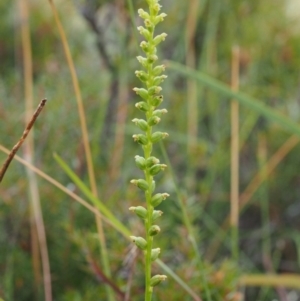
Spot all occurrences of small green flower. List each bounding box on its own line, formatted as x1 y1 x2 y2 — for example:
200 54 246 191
132 118 149 131
146 156 160 167
129 206 148 220
153 108 168 117
149 164 167 176
153 33 167 46
151 131 169 143
135 101 150 112
133 87 149 100
135 155 147 170
153 65 166 75
148 116 161 126
150 275 167 287
132 134 148 145
149 95 163 107
149 225 161 236
151 193 169 207
152 210 163 221
130 179 149 191
130 236 147 250
151 248 161 261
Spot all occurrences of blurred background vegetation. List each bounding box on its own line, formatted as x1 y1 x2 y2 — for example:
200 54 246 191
1 0 300 300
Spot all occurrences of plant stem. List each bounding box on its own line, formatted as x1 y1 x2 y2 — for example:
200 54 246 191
144 111 154 301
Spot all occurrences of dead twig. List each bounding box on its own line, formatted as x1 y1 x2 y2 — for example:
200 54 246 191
0 98 47 182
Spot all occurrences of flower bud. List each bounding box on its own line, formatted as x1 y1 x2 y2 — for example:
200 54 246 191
153 4 162 13
132 118 149 131
151 248 161 261
153 109 168 117
130 236 147 250
153 75 167 86
133 134 148 145
151 193 169 207
153 65 166 76
147 54 158 64
134 155 146 170
146 156 160 167
138 8 150 19
137 26 151 40
148 86 162 95
150 275 167 287
130 179 149 191
129 206 147 219
149 164 167 176
137 56 148 68
133 87 149 100
144 19 153 29
135 101 150 112
149 225 161 236
148 116 161 126
149 95 163 107
152 210 163 221
140 41 150 52
135 70 148 82
154 13 167 25
153 33 167 46
151 132 169 143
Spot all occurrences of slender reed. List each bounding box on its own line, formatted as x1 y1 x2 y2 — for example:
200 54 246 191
185 0 200 191
230 46 240 261
47 2 114 299
240 274 300 289
18 1 52 300
257 133 271 262
129 1 168 300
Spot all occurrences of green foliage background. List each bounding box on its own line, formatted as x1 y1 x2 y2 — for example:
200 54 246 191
1 0 300 300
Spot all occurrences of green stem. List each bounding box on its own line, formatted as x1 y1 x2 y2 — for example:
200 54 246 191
144 115 154 301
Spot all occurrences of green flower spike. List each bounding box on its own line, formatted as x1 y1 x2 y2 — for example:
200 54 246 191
129 1 168 300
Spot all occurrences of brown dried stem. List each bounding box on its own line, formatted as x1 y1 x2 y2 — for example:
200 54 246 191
0 99 47 183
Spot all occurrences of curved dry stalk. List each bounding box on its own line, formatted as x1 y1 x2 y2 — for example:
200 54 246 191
240 274 300 289
0 99 47 183
18 1 52 300
47 1 114 299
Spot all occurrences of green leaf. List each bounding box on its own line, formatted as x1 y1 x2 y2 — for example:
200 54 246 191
53 153 130 237
167 60 300 137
